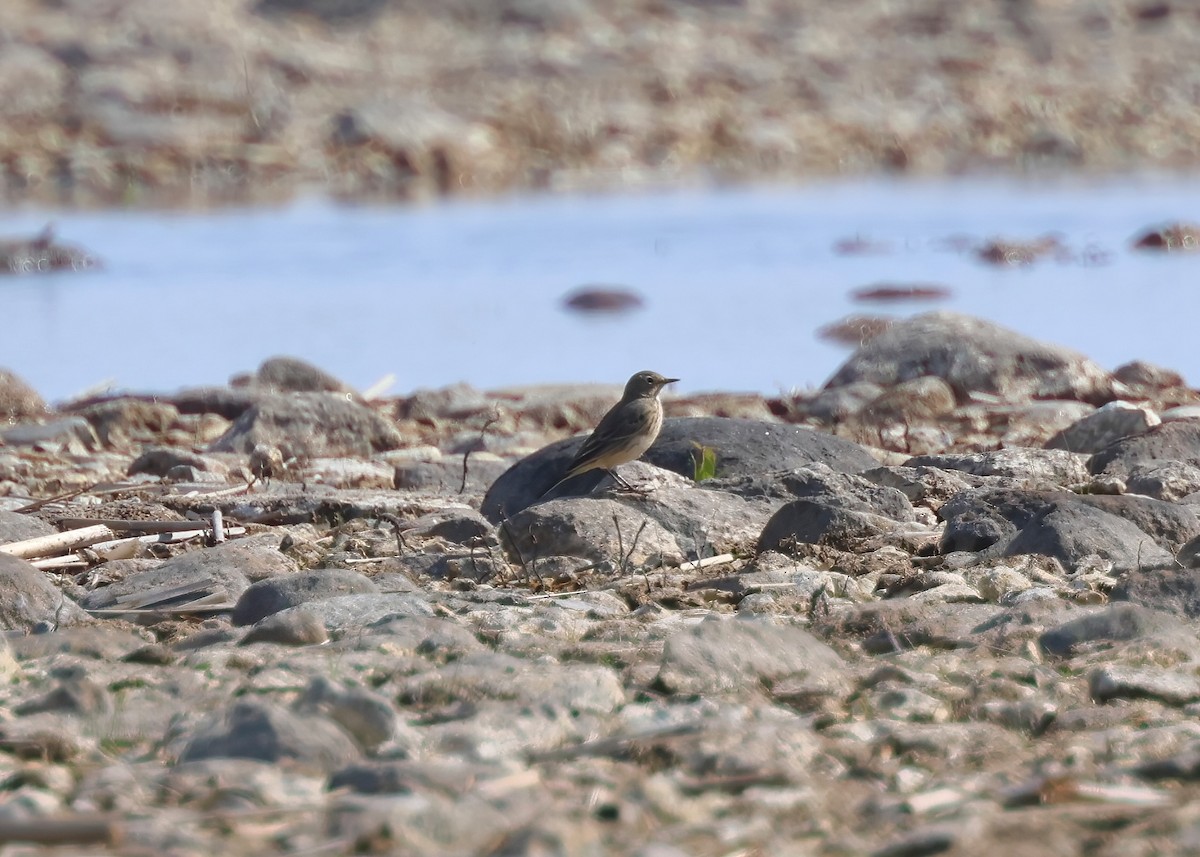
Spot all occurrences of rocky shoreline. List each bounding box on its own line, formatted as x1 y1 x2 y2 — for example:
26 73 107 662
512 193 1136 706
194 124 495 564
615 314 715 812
0 311 1199 854
5 0 1200 206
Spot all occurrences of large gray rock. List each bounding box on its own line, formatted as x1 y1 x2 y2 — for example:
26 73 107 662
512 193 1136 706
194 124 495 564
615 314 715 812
481 417 879 522
178 699 360 772
208 393 403 458
0 553 90 630
1000 501 1172 570
1088 419 1200 479
823 311 1116 404
0 510 56 543
1045 401 1160 454
81 535 296 610
1039 604 1193 656
232 569 380 626
907 448 1090 486
269 593 436 634
653 617 847 695
1112 566 1200 618
499 497 684 568
757 500 906 554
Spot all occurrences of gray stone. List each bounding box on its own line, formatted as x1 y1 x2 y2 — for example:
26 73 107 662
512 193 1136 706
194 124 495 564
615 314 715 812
14 666 111 716
1 417 97 451
127 447 209 477
272 593 436 633
232 569 379 625
0 510 55 544
401 509 493 544
0 369 47 422
0 553 90 631
1088 419 1200 480
1112 565 1200 618
907 447 1090 486
179 699 359 772
240 609 329 646
1126 461 1200 502
1090 666 1200 706
1039 604 1192 656
823 311 1116 404
653 617 846 695
499 497 683 568
1045 400 1160 454
1000 500 1172 571
757 499 904 553
482 417 879 521
208 392 403 458
81 536 296 610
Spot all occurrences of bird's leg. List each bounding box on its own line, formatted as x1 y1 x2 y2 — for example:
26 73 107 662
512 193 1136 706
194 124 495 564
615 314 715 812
608 469 653 494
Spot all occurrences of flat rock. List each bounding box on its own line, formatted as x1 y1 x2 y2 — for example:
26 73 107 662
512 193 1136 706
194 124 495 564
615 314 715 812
1045 400 1160 454
1000 500 1172 571
0 553 90 631
271 593 436 633
823 311 1116 404
653 617 847 695
757 499 906 553
481 417 879 521
1112 565 1200 617
0 510 56 543
1089 666 1200 706
1039 604 1193 657
178 699 360 772
81 535 296 610
499 496 684 567
1088 419 1200 479
907 447 1090 486
233 569 380 626
208 392 403 458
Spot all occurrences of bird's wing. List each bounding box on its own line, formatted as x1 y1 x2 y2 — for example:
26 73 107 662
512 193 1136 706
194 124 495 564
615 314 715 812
566 400 652 473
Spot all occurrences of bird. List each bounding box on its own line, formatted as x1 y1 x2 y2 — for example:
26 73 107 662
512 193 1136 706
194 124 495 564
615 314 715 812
544 370 679 496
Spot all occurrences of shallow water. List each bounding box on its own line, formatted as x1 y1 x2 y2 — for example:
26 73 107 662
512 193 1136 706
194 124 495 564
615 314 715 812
3 177 1199 403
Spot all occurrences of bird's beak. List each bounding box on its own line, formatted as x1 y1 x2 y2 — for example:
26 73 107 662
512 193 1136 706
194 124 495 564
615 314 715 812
663 378 680 385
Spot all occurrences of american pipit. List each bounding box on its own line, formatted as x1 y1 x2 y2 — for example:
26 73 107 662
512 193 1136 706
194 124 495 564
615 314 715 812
546 370 679 495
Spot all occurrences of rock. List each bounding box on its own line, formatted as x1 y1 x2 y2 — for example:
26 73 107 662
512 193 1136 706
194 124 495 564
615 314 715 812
232 569 380 625
1089 666 1200 706
938 488 1068 554
1 417 98 452
240 609 329 646
252 356 352 394
1039 604 1192 656
1126 461 1200 502
817 600 1002 653
81 536 297 610
498 497 683 567
907 448 1090 486
1075 494 1200 554
1114 360 1187 391
1002 500 1172 571
757 499 907 553
653 617 846 696
0 370 47 422
179 700 359 772
0 510 56 543
0 554 90 631
302 458 394 490
400 509 493 544
269 593 436 634
792 380 885 422
482 417 879 521
822 311 1116 404
394 457 510 493
1088 419 1200 479
1045 400 1160 454
208 393 403 458
1113 565 1200 617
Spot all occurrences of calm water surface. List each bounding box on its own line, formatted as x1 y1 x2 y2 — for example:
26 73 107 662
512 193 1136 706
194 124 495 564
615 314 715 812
3 177 1199 402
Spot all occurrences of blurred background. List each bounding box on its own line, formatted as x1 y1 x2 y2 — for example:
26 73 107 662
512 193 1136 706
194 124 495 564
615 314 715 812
2 0 1198 400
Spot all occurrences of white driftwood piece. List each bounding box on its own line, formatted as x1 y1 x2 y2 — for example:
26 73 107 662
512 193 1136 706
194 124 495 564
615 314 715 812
0 525 115 559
